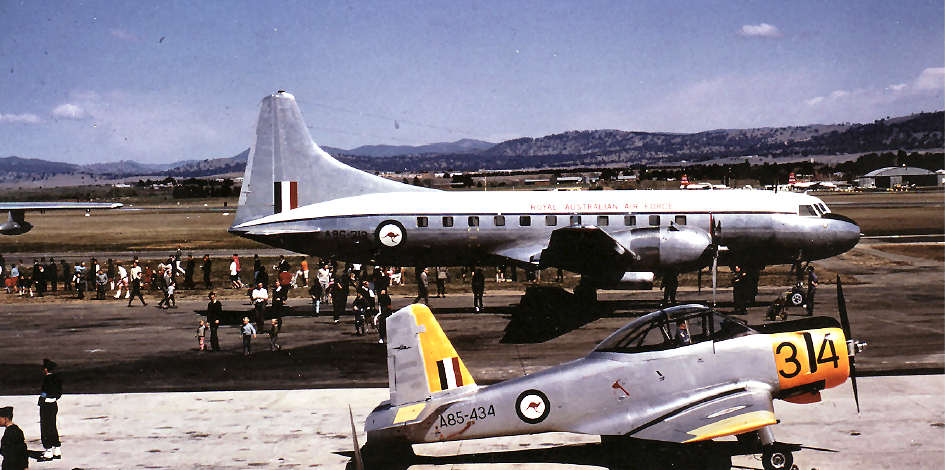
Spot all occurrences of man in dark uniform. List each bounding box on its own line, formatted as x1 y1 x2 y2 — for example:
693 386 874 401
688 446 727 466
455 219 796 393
661 270 679 307
805 265 818 316
0 406 28 470
46 258 57 292
376 288 392 343
59 260 70 294
38 359 62 461
206 292 222 351
471 267 485 312
184 255 196 290
731 265 748 314
201 255 212 290
329 280 347 324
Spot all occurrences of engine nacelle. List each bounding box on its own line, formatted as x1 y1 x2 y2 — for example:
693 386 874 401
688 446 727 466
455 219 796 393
617 226 713 271
0 210 32 235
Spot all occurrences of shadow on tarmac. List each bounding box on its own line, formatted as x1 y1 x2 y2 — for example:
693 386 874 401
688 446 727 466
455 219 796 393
337 439 753 470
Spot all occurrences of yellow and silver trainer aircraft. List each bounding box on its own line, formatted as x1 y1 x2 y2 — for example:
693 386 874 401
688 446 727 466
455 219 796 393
350 279 865 470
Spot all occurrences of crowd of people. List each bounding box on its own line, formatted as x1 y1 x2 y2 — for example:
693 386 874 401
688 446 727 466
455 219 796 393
0 250 515 359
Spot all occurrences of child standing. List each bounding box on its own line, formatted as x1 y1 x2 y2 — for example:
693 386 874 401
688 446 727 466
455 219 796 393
196 320 207 351
308 279 323 316
352 291 368 336
268 318 281 351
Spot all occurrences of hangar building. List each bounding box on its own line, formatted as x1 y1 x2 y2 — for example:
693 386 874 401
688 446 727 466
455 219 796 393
857 166 939 189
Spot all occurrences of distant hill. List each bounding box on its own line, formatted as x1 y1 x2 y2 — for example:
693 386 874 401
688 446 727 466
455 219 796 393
163 148 250 177
2 111 941 182
82 159 198 176
0 156 82 174
343 139 494 157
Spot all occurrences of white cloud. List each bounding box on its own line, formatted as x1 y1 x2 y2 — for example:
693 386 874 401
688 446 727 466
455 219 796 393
0 112 40 124
110 28 139 42
805 96 824 106
914 67 944 91
737 23 782 38
828 90 850 99
51 103 86 120
52 89 227 161
887 83 908 92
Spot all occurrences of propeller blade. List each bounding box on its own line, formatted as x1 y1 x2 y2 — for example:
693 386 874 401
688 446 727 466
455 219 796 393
837 276 851 339
850 358 861 413
836 276 861 413
349 405 364 470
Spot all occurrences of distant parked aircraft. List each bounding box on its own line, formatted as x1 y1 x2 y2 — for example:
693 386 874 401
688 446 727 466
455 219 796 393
0 202 123 235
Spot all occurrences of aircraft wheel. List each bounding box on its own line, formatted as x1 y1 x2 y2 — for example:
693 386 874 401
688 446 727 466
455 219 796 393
788 292 804 307
761 446 793 470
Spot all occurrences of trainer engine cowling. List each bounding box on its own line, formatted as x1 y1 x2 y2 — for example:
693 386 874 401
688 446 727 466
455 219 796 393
619 226 714 271
1 210 32 235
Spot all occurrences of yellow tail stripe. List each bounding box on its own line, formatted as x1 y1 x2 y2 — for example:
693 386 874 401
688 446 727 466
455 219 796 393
411 304 476 393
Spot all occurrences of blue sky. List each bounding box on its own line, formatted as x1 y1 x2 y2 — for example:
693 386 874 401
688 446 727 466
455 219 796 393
1 0 942 164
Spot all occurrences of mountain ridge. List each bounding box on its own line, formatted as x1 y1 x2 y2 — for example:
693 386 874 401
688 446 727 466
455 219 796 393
2 111 941 180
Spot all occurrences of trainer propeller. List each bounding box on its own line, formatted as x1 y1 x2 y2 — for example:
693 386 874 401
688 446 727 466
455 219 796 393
349 405 364 470
837 276 866 413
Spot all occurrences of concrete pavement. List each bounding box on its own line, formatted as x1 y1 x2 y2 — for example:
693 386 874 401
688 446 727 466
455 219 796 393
0 375 941 469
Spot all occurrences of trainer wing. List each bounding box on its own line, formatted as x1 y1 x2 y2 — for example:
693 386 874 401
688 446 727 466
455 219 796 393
629 386 777 443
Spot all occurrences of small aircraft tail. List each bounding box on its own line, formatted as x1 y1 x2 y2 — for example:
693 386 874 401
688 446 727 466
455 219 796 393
232 91 429 228
386 304 476 406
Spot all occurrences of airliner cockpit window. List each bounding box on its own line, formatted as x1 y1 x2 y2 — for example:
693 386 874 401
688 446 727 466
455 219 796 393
799 205 818 217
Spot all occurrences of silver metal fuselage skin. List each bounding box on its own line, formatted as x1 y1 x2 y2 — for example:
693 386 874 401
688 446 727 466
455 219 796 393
231 189 860 271
364 327 777 444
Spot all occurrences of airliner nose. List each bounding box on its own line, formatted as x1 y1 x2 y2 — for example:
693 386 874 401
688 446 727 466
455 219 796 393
824 213 861 254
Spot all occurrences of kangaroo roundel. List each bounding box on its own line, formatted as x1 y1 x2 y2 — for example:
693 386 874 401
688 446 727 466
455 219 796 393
376 220 406 248
515 389 550 424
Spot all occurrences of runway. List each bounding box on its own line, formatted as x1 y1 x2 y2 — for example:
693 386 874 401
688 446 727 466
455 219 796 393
0 374 941 469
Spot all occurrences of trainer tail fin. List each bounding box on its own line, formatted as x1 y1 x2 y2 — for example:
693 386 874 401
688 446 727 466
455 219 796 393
386 304 476 406
232 91 429 227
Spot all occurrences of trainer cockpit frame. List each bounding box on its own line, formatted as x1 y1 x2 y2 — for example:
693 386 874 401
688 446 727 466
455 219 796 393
593 304 753 354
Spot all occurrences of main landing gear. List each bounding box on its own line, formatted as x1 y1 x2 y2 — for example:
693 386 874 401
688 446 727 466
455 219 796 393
752 426 796 470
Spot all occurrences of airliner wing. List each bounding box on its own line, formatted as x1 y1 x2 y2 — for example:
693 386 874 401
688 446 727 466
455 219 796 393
491 226 635 274
0 202 123 210
537 226 634 273
491 242 544 265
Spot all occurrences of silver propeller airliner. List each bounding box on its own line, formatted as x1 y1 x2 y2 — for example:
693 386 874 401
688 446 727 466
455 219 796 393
229 92 860 291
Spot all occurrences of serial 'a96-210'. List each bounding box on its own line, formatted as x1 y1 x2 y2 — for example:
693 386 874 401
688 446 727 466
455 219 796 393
229 91 860 298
